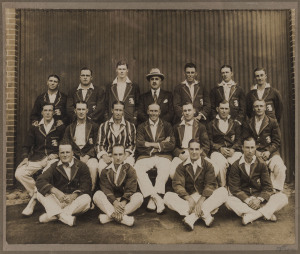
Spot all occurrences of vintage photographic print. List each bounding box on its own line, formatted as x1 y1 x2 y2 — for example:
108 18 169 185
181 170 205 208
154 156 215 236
2 1 297 252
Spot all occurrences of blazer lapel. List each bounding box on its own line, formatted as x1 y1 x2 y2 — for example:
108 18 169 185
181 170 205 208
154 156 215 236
217 86 225 100
106 167 115 186
156 90 164 104
258 115 269 135
76 89 83 101
182 85 193 102
116 166 127 187
185 164 195 180
262 87 271 100
249 159 258 179
155 120 164 142
111 84 119 101
249 117 257 135
70 162 79 182
56 164 70 181
38 124 47 137
194 163 203 181
54 91 62 106
85 121 92 143
178 124 185 145
70 122 76 141
193 85 200 102
43 93 49 103
228 85 237 100
238 163 249 178
47 122 57 135
123 83 133 102
225 118 234 135
192 120 199 138
145 121 154 141
84 88 93 102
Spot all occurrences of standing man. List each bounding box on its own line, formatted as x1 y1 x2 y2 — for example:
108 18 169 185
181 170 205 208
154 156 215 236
138 68 174 124
105 60 140 125
173 63 210 124
93 145 143 227
164 139 228 230
63 101 99 191
226 137 288 225
30 74 68 126
36 142 92 227
207 100 242 186
246 67 283 123
135 103 175 214
97 101 136 175
243 99 286 192
67 67 105 124
15 103 65 216
170 102 210 179
210 65 246 125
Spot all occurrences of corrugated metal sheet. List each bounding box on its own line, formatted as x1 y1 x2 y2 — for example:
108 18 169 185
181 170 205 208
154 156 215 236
17 9 294 181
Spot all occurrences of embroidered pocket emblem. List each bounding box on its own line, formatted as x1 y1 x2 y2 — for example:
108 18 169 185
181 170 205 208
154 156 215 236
257 179 261 185
92 105 96 110
129 98 135 105
234 100 239 107
163 99 168 103
231 135 235 141
199 99 203 105
266 136 271 143
89 138 93 145
266 104 273 111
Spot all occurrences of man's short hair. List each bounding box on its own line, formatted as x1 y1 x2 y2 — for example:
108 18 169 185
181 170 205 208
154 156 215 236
243 136 256 145
252 99 266 106
112 100 125 109
182 102 194 108
48 74 60 82
80 67 93 76
116 60 129 69
41 102 54 110
74 101 88 108
220 65 233 72
188 139 200 148
148 102 160 110
184 63 196 71
59 140 73 148
112 144 125 152
218 100 229 107
253 67 267 75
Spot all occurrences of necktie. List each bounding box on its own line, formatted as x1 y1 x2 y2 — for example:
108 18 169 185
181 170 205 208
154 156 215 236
153 90 158 102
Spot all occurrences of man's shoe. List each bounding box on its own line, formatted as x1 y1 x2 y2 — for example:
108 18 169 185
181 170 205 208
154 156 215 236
242 213 256 225
147 198 156 211
264 214 277 222
202 214 214 227
22 198 37 216
183 213 198 231
152 194 165 214
98 214 113 224
59 213 76 227
120 215 134 227
39 213 57 223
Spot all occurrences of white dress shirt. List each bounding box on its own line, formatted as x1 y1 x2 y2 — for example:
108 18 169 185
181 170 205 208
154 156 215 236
220 80 235 101
74 121 86 149
58 158 75 181
149 119 159 141
48 92 57 104
216 114 230 134
182 80 198 102
77 83 95 101
106 163 123 185
255 116 263 134
39 118 54 134
252 83 271 100
112 77 132 101
183 157 202 175
180 119 194 149
239 155 256 176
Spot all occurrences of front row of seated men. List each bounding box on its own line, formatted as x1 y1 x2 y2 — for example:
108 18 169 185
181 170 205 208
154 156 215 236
15 98 288 228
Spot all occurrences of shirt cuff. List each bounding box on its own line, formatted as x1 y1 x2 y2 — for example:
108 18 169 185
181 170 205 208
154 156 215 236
257 197 264 202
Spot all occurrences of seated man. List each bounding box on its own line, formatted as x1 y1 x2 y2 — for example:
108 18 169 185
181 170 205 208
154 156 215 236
207 100 242 186
164 139 228 230
15 103 65 216
36 142 92 226
170 102 210 179
243 99 286 191
135 103 175 214
97 101 136 175
226 137 288 225
63 101 99 191
93 145 143 227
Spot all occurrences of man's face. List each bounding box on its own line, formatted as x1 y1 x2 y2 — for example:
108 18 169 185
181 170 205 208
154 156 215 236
242 139 256 161
185 67 197 83
221 67 233 83
47 76 59 91
188 142 202 161
116 64 128 79
112 103 124 121
217 102 230 119
80 70 93 86
253 100 266 117
112 146 125 166
147 104 161 122
149 76 162 90
41 105 54 121
254 70 267 86
182 104 195 121
75 103 88 120
59 144 74 164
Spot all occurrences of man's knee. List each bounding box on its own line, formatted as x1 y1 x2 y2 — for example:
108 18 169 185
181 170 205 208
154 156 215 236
78 194 92 205
163 192 176 205
93 190 106 202
131 192 144 205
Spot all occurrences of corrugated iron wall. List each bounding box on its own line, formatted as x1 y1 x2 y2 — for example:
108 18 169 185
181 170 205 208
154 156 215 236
17 9 294 181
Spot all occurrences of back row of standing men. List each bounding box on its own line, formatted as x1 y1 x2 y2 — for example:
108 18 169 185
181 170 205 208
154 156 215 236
15 60 287 229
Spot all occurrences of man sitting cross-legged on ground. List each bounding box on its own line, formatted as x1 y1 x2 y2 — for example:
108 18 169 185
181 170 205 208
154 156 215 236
36 142 92 227
164 139 228 230
93 144 143 227
225 137 288 225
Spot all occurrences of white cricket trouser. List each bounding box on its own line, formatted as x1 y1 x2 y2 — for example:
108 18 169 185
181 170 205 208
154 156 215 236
85 158 99 191
267 155 286 191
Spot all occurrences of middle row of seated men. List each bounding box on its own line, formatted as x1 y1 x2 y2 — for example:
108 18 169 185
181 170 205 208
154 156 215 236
16 96 287 227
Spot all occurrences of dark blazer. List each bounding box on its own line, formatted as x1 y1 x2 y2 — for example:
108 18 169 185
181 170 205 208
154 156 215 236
173 120 210 157
207 117 242 153
63 119 99 159
138 89 174 124
21 121 65 161
100 163 138 204
36 158 92 196
210 83 246 123
173 157 218 198
243 115 281 156
105 81 140 125
67 84 105 124
173 82 211 123
228 157 274 201
136 119 175 160
246 86 283 123
30 91 68 124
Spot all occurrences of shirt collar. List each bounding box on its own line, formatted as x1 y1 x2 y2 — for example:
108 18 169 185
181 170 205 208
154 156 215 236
182 80 198 86
106 162 123 173
183 157 202 167
149 119 159 126
239 155 256 165
109 117 126 126
151 88 160 95
252 83 271 90
58 158 75 167
218 80 236 87
216 114 231 121
77 83 95 90
180 118 194 126
47 91 58 96
76 120 86 126
112 77 132 85
39 118 54 126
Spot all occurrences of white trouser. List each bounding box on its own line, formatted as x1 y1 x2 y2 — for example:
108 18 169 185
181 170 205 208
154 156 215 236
93 190 143 216
15 158 58 196
210 151 242 186
134 156 171 197
164 187 228 217
225 192 288 220
85 158 99 191
98 155 135 176
267 155 286 191
37 191 91 218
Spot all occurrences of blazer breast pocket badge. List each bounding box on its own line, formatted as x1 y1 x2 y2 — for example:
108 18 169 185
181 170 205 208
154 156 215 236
266 104 273 111
129 98 135 105
92 105 96 111
233 100 239 107
163 99 168 103
257 178 261 185
266 136 271 143
199 99 203 105
231 135 235 141
89 138 93 145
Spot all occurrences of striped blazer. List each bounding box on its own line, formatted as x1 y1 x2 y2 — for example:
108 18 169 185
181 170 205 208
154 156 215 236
97 117 136 159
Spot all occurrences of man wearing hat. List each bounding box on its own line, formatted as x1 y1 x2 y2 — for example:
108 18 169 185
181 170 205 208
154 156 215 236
138 68 174 124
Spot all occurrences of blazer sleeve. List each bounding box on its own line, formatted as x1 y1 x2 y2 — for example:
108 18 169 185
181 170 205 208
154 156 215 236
122 166 138 201
86 122 99 158
137 94 148 124
258 162 273 201
173 85 183 119
232 122 242 151
198 123 210 157
97 122 108 158
89 87 105 123
36 164 56 196
159 122 175 152
266 119 281 154
21 126 36 160
173 124 184 157
136 123 153 156
236 88 246 123
164 92 174 123
172 164 189 198
78 162 92 195
29 95 42 124
199 84 211 119
201 161 218 197
273 88 283 123
125 123 136 154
